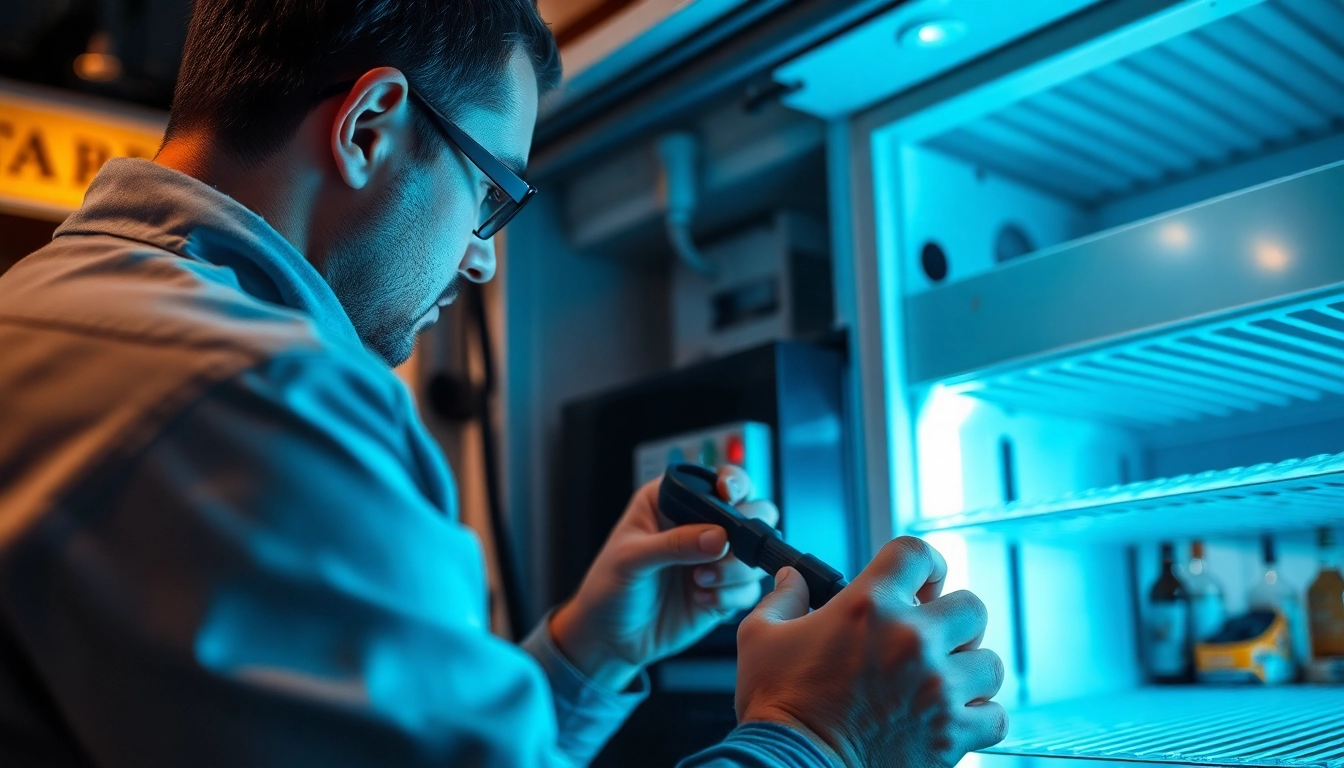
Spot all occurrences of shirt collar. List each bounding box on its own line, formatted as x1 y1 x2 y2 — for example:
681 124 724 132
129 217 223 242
55 157 366 355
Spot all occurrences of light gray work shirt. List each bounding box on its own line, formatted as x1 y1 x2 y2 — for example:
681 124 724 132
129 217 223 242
0 159 832 768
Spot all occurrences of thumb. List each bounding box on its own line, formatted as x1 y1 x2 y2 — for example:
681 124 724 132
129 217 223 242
622 525 728 576
753 567 810 623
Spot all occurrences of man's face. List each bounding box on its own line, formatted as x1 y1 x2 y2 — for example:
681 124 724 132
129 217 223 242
323 52 539 367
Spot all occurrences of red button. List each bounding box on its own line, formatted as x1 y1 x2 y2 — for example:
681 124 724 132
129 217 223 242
725 434 745 465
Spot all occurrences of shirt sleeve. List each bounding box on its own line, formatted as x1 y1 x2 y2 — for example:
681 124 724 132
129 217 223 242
520 612 650 765
677 723 838 768
5 349 627 767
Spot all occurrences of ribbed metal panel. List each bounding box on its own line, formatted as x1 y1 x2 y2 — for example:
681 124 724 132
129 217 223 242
988 688 1344 767
927 0 1344 202
911 451 1344 541
952 291 1344 429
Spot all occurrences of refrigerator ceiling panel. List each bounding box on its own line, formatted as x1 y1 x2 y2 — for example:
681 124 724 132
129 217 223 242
925 0 1344 203
773 0 1099 119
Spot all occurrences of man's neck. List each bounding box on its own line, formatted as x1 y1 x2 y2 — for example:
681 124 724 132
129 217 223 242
155 134 314 257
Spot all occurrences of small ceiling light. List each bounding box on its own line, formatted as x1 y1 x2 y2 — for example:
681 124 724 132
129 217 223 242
898 18 968 49
74 31 122 83
1159 222 1191 250
1254 240 1291 273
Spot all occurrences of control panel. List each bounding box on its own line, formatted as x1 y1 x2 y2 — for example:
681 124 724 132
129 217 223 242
634 422 773 500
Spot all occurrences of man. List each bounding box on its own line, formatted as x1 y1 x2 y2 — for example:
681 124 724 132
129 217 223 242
0 0 1006 765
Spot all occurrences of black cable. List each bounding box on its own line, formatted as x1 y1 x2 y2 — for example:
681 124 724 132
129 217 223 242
467 284 528 642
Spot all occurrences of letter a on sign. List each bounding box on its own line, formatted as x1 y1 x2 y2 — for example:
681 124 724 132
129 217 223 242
0 83 164 218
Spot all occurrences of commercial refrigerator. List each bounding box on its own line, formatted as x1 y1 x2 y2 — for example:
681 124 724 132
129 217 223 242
504 0 1344 765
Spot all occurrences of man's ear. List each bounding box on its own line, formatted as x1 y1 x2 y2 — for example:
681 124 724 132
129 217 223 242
331 67 413 190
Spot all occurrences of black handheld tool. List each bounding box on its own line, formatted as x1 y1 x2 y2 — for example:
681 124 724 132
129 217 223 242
659 463 848 610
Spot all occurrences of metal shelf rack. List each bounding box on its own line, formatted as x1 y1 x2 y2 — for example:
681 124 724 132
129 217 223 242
946 289 1344 430
989 687 1344 767
911 451 1344 541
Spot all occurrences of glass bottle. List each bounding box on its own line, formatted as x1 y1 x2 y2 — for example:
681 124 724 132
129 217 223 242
1146 542 1191 683
1248 534 1307 671
1185 540 1225 643
1307 528 1344 661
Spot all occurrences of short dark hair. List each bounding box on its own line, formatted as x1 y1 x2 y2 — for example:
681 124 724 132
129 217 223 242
165 0 561 163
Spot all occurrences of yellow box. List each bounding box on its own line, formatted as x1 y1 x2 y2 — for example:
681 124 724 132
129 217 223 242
1195 611 1294 685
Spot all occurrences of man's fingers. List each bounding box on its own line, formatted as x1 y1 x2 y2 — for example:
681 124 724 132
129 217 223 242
644 476 677 529
861 536 948 605
693 581 762 613
959 700 1010 753
921 590 989 652
716 465 754 504
622 524 728 575
736 499 779 528
694 554 766 587
946 648 1005 704
747 567 810 624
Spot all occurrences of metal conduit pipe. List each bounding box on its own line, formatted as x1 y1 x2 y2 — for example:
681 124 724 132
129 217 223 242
656 132 715 277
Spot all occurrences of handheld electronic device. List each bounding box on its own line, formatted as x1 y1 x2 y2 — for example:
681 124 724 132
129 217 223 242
659 463 847 610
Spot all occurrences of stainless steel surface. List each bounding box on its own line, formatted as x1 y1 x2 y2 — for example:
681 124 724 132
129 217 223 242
990 688 1344 767
905 159 1344 389
840 115 908 547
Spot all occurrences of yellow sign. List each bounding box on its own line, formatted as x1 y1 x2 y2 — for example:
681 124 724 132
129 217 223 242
0 80 165 220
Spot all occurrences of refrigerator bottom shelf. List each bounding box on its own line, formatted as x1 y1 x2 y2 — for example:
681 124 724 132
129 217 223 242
986 687 1344 767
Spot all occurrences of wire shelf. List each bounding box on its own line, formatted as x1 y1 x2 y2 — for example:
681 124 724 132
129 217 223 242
989 687 1344 767
911 452 1344 541
949 291 1344 430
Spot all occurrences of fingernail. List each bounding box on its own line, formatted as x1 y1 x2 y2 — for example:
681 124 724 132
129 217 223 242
695 568 715 586
775 568 791 586
723 476 742 500
699 528 726 554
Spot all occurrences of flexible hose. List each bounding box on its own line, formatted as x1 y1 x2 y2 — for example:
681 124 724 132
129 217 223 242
666 216 714 277
656 132 714 277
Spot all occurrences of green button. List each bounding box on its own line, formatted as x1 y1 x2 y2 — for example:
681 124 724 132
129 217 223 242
699 439 717 466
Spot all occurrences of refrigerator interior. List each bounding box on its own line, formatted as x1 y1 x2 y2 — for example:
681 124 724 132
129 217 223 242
866 0 1344 765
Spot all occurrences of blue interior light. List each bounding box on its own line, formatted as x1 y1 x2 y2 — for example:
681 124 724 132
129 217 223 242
899 18 968 49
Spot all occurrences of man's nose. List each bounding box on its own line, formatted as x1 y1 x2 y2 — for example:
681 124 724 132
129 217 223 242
459 237 496 284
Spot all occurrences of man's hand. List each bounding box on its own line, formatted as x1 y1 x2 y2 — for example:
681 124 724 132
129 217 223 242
549 465 776 690
735 536 1007 768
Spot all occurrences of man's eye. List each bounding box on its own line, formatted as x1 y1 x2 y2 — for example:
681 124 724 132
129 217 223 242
485 185 507 206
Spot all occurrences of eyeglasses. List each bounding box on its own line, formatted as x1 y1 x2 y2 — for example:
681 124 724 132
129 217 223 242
319 81 536 240
407 88 535 240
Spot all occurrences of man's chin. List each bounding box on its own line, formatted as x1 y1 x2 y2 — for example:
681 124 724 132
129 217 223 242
364 327 419 369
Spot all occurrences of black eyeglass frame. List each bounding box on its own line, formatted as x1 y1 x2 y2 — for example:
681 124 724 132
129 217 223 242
319 80 535 240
